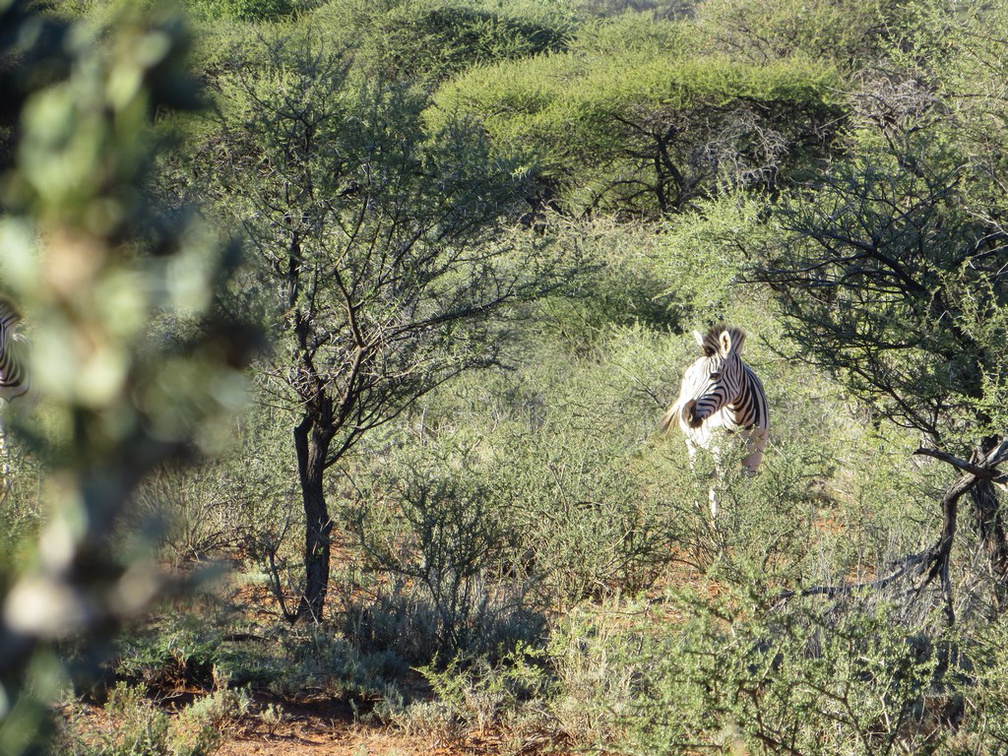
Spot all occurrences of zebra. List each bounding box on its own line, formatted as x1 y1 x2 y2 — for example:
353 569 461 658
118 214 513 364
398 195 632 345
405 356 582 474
660 324 768 513
0 301 28 401
0 301 28 502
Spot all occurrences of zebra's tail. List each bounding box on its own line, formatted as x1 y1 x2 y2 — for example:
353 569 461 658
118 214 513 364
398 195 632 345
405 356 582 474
659 402 680 433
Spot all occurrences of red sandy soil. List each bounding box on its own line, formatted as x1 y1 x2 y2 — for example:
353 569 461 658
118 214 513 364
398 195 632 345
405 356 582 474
214 696 570 756
66 692 562 756
217 722 515 756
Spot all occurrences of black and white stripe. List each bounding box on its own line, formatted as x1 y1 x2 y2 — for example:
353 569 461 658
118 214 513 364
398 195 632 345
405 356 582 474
0 301 28 401
660 324 769 474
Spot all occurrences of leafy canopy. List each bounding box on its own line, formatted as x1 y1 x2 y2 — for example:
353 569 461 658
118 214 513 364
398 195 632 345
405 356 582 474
308 0 577 83
430 17 842 214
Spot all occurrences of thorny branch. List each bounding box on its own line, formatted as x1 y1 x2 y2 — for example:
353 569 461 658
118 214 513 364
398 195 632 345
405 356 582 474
775 436 1008 625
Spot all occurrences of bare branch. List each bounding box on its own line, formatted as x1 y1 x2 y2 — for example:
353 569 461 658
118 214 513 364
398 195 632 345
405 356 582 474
914 445 1008 483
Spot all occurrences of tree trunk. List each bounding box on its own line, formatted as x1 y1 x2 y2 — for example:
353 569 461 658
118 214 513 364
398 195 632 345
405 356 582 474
970 441 1008 609
294 413 334 623
931 471 965 626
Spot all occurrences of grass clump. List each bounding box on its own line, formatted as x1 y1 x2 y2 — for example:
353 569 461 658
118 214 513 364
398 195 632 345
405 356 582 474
57 677 249 756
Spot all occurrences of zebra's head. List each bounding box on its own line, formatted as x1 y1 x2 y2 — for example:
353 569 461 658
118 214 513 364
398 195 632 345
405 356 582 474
678 324 746 429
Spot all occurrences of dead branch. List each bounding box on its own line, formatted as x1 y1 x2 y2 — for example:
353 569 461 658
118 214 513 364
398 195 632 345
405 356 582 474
774 548 937 602
775 435 1007 625
915 445 1008 484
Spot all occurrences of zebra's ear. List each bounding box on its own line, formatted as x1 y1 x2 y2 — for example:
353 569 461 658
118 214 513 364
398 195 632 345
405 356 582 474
720 328 746 355
719 329 732 354
692 330 704 349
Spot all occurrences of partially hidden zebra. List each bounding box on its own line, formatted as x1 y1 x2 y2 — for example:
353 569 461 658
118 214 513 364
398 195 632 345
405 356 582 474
0 301 28 401
660 324 769 512
0 301 28 499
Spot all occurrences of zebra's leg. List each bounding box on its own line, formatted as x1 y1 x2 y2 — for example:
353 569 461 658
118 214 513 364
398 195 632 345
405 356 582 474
684 436 699 468
707 441 723 519
683 436 718 518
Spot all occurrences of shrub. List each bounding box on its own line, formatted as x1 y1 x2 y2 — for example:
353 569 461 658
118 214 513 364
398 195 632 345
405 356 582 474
267 626 410 701
102 683 170 756
544 590 1008 755
533 218 692 355
430 35 842 214
343 451 547 663
400 645 555 744
56 678 250 756
546 601 650 748
184 0 294 22
625 599 982 755
358 0 574 82
693 0 896 70
166 676 251 756
125 400 299 573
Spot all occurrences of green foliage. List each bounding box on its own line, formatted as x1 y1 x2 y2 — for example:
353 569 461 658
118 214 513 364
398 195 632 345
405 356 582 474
406 645 554 741
167 680 251 756
0 435 44 556
36 1 1008 753
202 27 558 620
431 27 842 214
532 218 691 354
437 49 837 141
347 456 506 643
745 0 1008 450
437 324 682 604
694 0 900 70
343 445 546 662
267 627 409 701
629 601 975 754
331 0 575 83
100 683 170 756
0 2 256 753
652 193 774 320
56 678 250 756
545 601 646 747
567 10 688 55
111 599 412 702
488 413 674 603
113 612 224 691
208 31 539 446
756 157 1008 448
127 399 298 565
183 0 294 22
545 592 1008 754
879 0 1008 283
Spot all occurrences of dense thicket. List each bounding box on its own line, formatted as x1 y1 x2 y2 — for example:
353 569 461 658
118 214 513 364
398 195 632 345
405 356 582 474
2 0 1008 754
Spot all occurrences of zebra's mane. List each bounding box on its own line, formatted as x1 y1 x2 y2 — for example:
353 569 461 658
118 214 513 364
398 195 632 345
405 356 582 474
700 324 746 356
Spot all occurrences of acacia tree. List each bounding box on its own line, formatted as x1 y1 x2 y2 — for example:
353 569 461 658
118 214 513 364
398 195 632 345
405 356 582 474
751 0 1008 621
754 155 1008 618
209 38 540 622
430 13 844 217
